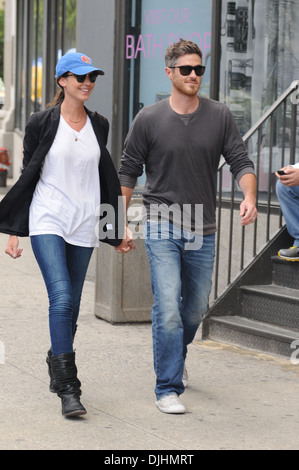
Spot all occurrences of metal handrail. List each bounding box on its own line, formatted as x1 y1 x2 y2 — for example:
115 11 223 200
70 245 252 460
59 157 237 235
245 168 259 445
218 80 299 170
243 80 299 142
212 81 299 302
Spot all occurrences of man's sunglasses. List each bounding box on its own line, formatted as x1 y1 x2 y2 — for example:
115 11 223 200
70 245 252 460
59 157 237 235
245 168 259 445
170 65 206 77
63 72 99 83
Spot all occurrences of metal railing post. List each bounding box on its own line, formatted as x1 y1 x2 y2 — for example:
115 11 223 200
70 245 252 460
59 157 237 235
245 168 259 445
213 81 299 303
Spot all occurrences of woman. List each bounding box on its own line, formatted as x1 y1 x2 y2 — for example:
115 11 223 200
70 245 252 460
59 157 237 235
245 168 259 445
0 52 131 418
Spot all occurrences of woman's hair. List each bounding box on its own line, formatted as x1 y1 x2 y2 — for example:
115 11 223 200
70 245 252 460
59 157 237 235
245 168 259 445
46 73 69 108
165 39 203 68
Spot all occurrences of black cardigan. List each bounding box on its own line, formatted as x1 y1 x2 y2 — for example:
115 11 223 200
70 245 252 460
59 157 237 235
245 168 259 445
0 105 124 247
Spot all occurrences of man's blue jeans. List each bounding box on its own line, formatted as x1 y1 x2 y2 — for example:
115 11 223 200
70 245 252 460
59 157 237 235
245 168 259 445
276 180 299 246
144 222 215 399
31 235 94 356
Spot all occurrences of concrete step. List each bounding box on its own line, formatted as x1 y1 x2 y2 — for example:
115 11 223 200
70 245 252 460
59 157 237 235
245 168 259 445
240 284 299 330
205 244 299 359
207 315 299 358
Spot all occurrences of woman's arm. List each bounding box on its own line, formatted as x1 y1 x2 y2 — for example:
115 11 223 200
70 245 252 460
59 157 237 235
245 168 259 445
5 236 23 259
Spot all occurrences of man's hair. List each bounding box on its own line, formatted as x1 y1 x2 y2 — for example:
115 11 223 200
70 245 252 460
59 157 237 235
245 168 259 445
165 39 203 68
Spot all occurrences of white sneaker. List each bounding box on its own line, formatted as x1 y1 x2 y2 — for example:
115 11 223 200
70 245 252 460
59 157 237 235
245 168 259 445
182 366 188 388
156 394 186 414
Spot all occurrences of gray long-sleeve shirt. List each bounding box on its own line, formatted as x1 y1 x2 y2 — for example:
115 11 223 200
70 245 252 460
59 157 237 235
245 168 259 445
119 97 255 234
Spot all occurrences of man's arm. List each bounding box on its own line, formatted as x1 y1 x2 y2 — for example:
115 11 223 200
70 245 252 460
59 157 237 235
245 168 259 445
117 111 148 252
114 186 136 253
121 186 134 212
238 173 258 226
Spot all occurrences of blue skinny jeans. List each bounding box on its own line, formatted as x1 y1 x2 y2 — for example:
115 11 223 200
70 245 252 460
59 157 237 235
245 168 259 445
31 235 93 356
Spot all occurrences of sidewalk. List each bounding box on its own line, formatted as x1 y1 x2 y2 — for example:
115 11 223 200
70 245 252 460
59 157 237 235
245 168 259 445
0 234 299 450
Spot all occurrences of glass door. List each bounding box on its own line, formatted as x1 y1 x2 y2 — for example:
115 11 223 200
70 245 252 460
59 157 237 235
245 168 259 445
126 0 213 120
125 0 213 186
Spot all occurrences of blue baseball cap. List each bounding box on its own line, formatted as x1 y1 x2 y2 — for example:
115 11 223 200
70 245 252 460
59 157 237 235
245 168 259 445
56 52 105 78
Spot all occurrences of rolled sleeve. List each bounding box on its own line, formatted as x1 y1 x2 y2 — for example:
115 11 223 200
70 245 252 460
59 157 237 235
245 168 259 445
222 107 255 180
119 173 138 189
235 167 255 185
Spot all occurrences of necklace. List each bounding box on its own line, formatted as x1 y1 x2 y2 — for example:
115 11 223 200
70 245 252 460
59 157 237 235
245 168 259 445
61 107 85 124
69 116 84 123
68 115 85 139
72 130 80 142
61 110 84 141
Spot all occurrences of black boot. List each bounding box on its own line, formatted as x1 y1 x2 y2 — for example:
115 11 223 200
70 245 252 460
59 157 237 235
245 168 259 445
46 349 56 393
50 352 87 418
46 326 78 393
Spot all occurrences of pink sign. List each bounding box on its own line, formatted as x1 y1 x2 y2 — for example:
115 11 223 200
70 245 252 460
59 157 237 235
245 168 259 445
126 7 211 60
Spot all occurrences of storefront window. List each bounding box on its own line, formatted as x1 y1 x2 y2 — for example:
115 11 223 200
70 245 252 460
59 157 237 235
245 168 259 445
62 0 77 54
15 0 77 131
0 1 5 109
220 0 299 136
126 0 212 121
220 0 299 191
31 0 44 114
57 0 77 60
125 0 212 186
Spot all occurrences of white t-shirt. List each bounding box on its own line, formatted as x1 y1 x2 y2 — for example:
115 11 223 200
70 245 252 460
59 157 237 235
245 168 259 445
29 115 101 247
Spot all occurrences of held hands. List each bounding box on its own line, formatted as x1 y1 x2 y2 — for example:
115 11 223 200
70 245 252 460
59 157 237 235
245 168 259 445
5 236 23 259
115 226 136 254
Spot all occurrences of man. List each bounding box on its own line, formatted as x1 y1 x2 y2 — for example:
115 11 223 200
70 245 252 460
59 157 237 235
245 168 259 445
276 164 299 260
118 39 258 414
